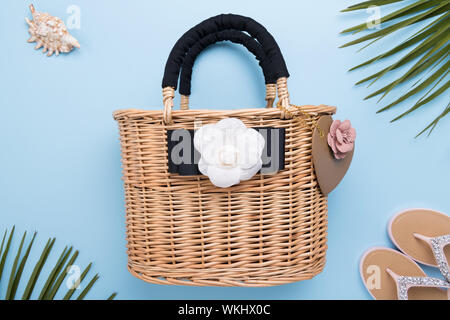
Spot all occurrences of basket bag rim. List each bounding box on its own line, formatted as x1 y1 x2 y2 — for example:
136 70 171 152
113 105 337 120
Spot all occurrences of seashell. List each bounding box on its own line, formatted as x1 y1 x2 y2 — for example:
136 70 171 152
25 4 80 57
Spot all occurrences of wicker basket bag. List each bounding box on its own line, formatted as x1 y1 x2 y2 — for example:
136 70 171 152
114 14 336 287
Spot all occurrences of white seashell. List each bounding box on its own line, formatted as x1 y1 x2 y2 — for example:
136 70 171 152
25 4 79 57
194 118 265 188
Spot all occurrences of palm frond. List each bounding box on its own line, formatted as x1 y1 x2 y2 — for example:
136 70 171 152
391 76 449 121
0 230 7 258
341 0 403 13
340 1 449 47
341 0 445 34
38 246 72 300
415 104 450 137
349 12 449 71
5 231 26 299
62 262 92 300
365 43 449 100
76 274 99 300
22 238 55 299
341 0 450 137
6 232 37 300
47 250 79 299
377 59 449 113
0 226 15 281
355 27 449 86
0 227 116 300
107 292 118 300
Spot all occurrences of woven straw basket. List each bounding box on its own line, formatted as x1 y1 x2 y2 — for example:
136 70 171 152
114 14 336 287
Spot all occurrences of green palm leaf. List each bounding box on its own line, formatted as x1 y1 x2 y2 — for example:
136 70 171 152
107 292 118 300
341 0 450 137
378 56 449 112
392 76 449 121
22 238 55 299
5 231 27 299
47 250 79 299
349 12 449 71
0 227 116 300
0 226 15 281
38 246 72 299
62 262 92 300
341 0 445 34
0 230 6 258
416 104 450 137
356 28 449 86
76 274 99 300
340 1 449 48
6 232 37 300
365 44 449 100
341 0 403 13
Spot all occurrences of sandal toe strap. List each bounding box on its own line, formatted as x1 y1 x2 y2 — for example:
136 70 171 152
414 233 450 283
387 268 450 300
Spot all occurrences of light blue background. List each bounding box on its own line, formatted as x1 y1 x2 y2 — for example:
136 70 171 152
0 0 448 300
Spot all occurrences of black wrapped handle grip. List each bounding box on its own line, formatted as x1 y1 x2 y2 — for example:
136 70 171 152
179 30 276 96
162 14 289 90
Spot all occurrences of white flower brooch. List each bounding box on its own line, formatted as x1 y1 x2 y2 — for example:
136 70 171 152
194 118 265 188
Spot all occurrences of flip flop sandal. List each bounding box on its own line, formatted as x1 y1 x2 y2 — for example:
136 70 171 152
388 208 450 282
360 247 450 300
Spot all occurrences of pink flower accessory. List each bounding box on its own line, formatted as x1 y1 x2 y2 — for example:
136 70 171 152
327 119 356 160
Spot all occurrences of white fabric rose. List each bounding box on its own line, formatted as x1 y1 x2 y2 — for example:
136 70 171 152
194 118 265 188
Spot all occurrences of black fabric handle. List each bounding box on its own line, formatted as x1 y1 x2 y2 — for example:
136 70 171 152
162 14 289 90
179 30 275 96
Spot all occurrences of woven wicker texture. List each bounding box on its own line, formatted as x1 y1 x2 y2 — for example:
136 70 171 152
114 79 336 286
